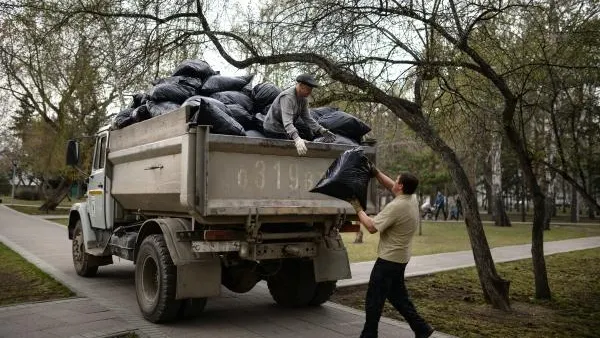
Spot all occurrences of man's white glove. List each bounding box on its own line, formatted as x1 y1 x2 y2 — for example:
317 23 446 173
294 137 308 156
321 129 336 143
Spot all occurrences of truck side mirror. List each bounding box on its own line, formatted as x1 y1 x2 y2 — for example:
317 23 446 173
66 140 80 166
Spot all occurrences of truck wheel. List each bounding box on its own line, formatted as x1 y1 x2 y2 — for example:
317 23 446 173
178 298 207 320
267 260 316 307
309 281 337 306
72 221 98 277
135 234 181 323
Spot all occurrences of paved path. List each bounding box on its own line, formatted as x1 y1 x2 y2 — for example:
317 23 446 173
341 236 600 287
0 205 454 338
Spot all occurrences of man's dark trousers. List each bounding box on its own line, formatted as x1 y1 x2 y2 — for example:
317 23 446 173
360 258 430 338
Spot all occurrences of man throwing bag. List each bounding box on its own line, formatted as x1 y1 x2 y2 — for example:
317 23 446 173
349 165 434 338
263 74 336 155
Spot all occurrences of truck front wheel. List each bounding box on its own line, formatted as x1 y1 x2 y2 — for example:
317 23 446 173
135 234 181 323
72 221 99 277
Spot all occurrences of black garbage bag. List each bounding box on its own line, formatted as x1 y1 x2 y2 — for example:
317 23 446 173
211 91 254 112
131 104 151 122
113 108 135 129
183 96 246 136
152 76 203 92
245 130 266 138
310 106 338 120
316 110 371 143
200 74 255 96
171 59 216 80
146 101 181 117
253 112 266 132
310 147 370 210
148 82 195 104
128 93 148 109
251 83 281 113
226 104 255 129
295 117 316 141
241 81 253 96
313 133 358 146
261 103 272 116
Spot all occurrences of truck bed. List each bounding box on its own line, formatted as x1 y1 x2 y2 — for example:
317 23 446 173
107 107 377 222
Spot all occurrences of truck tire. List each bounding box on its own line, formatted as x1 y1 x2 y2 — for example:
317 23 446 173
309 281 337 306
267 260 317 307
135 234 181 323
178 298 207 319
72 221 99 277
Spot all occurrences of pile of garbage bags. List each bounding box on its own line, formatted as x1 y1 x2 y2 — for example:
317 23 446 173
113 59 372 145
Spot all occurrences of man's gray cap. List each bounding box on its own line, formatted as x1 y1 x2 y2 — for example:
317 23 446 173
296 74 320 88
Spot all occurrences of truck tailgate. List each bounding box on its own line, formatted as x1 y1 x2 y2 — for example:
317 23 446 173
190 128 377 217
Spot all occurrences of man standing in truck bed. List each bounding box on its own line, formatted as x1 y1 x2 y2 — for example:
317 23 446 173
263 74 336 155
349 165 434 338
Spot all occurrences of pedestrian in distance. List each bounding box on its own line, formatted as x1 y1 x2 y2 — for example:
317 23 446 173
347 164 434 338
456 194 463 220
262 74 336 155
434 191 447 221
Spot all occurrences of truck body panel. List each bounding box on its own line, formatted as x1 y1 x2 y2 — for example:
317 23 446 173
107 106 377 220
68 105 378 319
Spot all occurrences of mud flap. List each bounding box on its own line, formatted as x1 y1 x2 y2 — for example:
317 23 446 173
313 236 351 282
176 258 221 299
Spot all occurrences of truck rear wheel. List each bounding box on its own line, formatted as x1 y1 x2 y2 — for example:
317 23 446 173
309 281 337 306
178 298 207 319
267 260 317 307
72 221 99 277
135 234 181 323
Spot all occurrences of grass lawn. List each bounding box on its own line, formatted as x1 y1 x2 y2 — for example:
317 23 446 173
0 195 83 207
331 248 600 338
343 221 600 262
50 218 69 227
0 242 74 306
7 204 70 215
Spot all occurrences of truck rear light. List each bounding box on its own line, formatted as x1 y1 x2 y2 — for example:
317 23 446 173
203 230 243 241
338 221 360 232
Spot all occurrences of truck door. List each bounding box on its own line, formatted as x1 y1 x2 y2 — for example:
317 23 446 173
88 132 108 229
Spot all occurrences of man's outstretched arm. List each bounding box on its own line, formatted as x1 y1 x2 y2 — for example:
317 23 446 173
349 200 377 234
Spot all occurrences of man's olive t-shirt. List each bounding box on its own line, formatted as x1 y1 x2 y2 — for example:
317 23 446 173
373 194 419 263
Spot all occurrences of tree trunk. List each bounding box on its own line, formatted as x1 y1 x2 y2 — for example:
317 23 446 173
490 134 511 227
521 177 527 222
571 185 579 223
483 160 493 214
504 123 551 300
354 230 364 243
404 114 511 310
587 175 596 220
39 177 72 212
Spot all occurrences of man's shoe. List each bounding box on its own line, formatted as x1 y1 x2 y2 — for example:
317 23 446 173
415 326 435 338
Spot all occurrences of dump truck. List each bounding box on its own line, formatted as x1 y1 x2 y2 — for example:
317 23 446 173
65 106 377 323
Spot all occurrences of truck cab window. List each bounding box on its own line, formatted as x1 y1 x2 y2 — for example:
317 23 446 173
93 136 107 170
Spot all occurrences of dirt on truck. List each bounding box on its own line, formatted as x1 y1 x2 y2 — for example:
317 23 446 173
65 106 377 323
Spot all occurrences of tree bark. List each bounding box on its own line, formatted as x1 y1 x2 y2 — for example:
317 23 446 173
490 134 511 227
354 230 364 243
39 177 72 212
403 113 511 310
483 160 493 214
504 122 551 300
571 184 579 223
